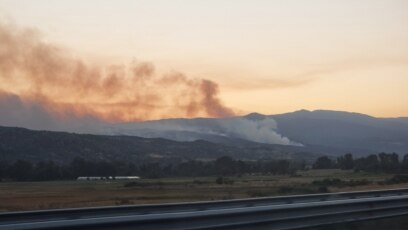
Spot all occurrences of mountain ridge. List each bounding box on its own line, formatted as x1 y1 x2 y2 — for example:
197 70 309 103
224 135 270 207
1 109 407 162
0 125 322 163
106 109 408 154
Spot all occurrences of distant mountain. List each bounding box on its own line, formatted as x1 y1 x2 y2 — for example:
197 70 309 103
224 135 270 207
271 110 408 154
391 117 408 125
106 110 408 155
1 110 407 164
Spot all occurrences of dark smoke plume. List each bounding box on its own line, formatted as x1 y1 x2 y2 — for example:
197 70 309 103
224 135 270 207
0 21 235 127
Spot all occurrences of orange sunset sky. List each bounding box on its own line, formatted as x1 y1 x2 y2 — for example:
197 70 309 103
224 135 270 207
0 0 407 121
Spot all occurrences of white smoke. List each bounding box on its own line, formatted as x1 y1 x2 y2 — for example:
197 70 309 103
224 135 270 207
216 117 302 146
109 116 303 146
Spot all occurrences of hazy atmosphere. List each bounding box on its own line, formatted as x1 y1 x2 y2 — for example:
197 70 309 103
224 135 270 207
0 0 407 127
2 2 408 228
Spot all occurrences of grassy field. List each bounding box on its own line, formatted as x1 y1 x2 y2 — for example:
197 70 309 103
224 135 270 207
1 169 407 212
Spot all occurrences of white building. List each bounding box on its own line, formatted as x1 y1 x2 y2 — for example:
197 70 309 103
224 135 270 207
77 176 140 180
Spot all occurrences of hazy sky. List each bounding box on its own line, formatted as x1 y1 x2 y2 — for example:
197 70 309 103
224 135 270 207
0 0 407 118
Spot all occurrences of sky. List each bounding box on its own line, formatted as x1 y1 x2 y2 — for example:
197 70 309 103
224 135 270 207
0 0 407 121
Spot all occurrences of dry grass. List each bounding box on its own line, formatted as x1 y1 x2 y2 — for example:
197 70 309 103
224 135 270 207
0 169 406 212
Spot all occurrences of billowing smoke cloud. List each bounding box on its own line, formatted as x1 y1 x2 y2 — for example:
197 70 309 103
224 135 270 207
215 117 302 146
0 21 234 127
0 21 301 146
110 116 302 146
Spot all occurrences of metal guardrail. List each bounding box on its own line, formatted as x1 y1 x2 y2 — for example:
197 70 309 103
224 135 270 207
1 188 408 229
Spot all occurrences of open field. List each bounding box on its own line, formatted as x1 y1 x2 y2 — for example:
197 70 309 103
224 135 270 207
1 169 407 212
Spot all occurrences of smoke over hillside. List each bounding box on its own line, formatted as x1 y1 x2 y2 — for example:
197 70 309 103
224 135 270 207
110 117 303 146
0 21 234 130
0 21 304 146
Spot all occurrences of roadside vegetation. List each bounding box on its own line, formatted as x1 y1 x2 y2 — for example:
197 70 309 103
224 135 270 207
1 152 408 214
0 168 407 212
1 152 408 182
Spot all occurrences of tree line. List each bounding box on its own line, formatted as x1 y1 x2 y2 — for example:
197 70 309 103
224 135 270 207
2 152 407 182
0 156 305 181
313 152 408 173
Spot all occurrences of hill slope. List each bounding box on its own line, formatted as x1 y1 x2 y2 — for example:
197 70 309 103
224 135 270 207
106 110 408 155
0 126 318 163
271 110 408 154
1 110 407 163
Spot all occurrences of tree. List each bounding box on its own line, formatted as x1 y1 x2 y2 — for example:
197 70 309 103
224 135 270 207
402 154 408 170
337 153 354 170
69 157 88 178
215 156 236 176
0 161 10 180
354 154 380 172
378 152 399 173
10 160 33 181
313 156 334 169
276 160 291 174
35 161 61 181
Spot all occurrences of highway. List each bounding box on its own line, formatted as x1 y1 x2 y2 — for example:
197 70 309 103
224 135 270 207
1 188 408 229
